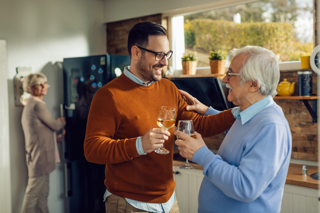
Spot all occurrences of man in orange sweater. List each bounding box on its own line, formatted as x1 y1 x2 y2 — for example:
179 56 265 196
84 21 235 213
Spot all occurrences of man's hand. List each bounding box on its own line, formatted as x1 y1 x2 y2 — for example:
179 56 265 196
174 130 206 161
141 128 171 153
179 90 209 115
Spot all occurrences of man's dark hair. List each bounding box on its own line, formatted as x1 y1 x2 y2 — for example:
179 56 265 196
127 22 167 56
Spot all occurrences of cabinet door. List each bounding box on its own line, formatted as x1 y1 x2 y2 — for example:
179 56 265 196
173 166 204 213
281 184 319 213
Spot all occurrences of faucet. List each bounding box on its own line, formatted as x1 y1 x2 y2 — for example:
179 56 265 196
302 165 307 176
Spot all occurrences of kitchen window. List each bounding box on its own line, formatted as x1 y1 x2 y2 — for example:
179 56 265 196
167 0 314 73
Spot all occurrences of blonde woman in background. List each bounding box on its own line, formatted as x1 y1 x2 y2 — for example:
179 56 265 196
21 73 66 213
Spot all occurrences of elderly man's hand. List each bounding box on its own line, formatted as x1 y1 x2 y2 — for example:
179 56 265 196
174 130 206 161
179 90 209 115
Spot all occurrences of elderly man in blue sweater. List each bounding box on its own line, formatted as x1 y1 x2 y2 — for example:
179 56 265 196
175 45 292 213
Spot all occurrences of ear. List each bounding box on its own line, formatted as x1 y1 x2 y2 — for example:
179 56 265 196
131 46 141 61
249 81 260 92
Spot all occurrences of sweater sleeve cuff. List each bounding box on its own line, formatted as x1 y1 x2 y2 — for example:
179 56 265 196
136 137 147 155
192 146 215 168
125 138 141 158
204 106 221 116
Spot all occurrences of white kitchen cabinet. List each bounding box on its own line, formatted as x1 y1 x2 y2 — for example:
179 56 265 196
173 166 320 213
280 184 319 213
173 166 204 213
173 167 320 213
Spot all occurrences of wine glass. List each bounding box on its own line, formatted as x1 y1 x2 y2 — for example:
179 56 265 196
156 106 176 154
177 120 195 169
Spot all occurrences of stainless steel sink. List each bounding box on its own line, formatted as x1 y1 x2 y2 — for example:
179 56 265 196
310 172 319 180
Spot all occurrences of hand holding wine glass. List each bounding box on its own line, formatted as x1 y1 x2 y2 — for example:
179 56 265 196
176 120 196 169
155 106 175 154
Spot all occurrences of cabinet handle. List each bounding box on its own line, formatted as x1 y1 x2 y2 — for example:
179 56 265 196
173 171 180 174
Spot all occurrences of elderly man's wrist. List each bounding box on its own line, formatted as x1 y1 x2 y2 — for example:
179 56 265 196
202 106 209 114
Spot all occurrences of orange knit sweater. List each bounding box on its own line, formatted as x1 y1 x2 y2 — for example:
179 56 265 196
84 74 235 203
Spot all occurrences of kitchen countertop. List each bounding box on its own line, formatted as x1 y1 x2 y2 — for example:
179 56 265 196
286 163 319 189
173 161 319 189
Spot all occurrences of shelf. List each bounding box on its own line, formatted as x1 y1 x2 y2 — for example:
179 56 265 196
274 96 318 100
274 96 318 123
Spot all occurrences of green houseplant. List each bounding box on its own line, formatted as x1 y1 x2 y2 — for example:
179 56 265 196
181 51 198 75
209 50 228 75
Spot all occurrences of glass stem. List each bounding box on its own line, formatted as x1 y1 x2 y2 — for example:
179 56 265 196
185 159 190 166
160 127 168 148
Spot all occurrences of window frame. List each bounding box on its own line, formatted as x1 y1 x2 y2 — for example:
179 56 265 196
164 0 317 74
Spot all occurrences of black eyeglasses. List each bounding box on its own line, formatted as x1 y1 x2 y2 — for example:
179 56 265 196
226 69 243 80
137 46 173 61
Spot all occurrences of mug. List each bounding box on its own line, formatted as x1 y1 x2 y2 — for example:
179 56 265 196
300 56 311 69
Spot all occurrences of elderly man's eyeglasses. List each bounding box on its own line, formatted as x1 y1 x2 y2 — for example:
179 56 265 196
226 69 243 80
137 46 173 61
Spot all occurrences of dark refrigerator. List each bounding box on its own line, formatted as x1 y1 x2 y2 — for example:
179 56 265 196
62 54 131 213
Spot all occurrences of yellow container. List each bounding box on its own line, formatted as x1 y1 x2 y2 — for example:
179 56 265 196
300 56 311 69
276 79 296 96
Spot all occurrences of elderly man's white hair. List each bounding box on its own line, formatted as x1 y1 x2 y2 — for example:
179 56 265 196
229 45 280 97
23 73 48 94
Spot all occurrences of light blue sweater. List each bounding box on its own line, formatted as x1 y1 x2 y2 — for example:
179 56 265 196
194 96 292 213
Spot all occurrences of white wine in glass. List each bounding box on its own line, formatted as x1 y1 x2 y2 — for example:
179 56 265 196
177 120 195 169
156 106 175 154
157 119 175 130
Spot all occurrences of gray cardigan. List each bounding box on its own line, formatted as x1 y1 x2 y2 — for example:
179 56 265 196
21 96 64 177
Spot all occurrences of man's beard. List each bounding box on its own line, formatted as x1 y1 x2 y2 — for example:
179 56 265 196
137 54 163 82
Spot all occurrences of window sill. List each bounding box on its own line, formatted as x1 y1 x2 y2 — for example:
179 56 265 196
169 61 306 76
279 61 303 71
168 67 211 76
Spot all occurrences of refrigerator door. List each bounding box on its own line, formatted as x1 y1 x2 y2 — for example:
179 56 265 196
63 55 107 162
108 54 131 81
63 54 130 162
65 161 106 213
62 54 130 213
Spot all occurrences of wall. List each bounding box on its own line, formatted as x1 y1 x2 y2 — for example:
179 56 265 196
107 14 162 55
0 1 106 212
276 71 318 162
103 0 256 23
104 0 219 23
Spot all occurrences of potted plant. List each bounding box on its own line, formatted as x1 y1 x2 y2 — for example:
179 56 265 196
181 51 198 75
209 50 228 75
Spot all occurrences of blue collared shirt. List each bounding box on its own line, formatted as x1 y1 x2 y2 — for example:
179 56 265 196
231 95 274 124
204 96 274 123
103 66 176 213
